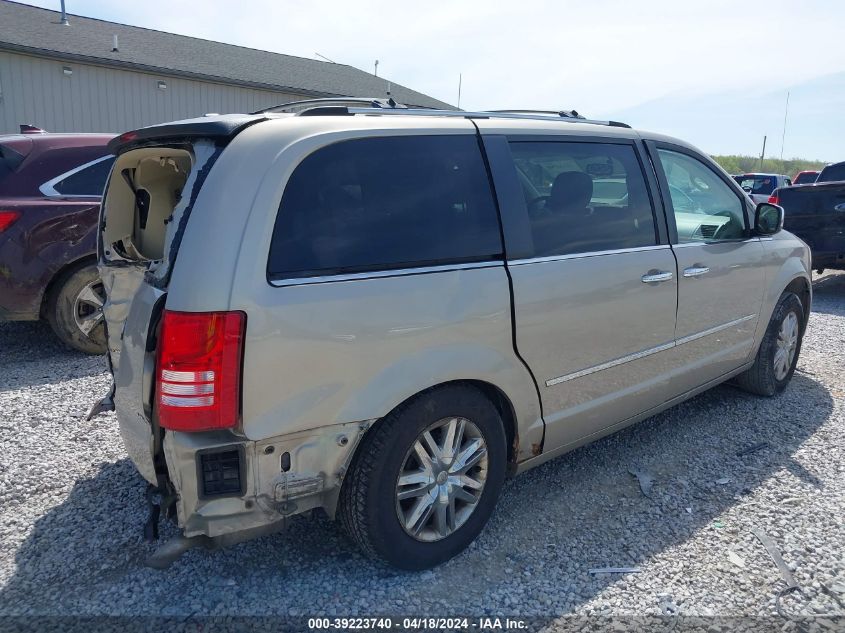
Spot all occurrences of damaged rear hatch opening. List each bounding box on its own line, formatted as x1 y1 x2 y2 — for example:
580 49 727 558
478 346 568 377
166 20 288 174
89 115 265 545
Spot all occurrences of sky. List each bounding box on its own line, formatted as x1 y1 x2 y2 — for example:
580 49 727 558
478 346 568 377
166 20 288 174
22 0 845 161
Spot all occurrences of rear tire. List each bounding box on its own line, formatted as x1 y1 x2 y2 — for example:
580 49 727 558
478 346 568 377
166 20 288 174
45 262 107 355
734 292 804 396
339 384 507 570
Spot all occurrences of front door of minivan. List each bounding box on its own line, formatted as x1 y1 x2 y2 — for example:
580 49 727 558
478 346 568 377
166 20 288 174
648 143 766 392
482 133 679 451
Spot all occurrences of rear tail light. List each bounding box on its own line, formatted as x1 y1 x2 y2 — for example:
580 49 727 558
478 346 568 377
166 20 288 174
768 192 779 204
155 310 245 432
0 211 20 232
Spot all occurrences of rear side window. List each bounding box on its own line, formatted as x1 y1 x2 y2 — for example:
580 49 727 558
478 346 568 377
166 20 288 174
48 156 115 196
818 163 845 183
268 135 502 280
508 141 658 257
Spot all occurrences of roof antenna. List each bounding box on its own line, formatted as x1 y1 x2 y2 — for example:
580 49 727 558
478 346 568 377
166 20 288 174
457 73 462 109
112 34 119 52
59 0 69 25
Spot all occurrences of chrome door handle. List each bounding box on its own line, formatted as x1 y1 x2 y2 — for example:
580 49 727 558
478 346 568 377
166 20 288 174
683 266 710 277
641 271 673 283
834 203 845 212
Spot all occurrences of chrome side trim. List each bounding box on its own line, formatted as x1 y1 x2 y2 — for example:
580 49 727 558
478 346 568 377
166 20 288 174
675 314 756 346
545 341 675 387
672 239 758 248
545 314 757 387
269 261 502 287
39 154 114 198
510 244 668 266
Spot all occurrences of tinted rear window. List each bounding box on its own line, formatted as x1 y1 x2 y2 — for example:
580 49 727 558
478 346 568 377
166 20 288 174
793 172 818 185
737 175 776 195
818 163 845 183
268 135 502 280
51 156 115 196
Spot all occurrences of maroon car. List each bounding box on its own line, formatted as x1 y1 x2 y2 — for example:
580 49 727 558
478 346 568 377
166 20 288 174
0 127 114 353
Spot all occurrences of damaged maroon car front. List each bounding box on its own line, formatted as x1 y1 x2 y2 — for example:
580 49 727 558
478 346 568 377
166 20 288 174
0 127 114 353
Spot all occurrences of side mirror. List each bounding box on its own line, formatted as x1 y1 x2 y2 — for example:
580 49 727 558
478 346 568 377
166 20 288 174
754 202 784 235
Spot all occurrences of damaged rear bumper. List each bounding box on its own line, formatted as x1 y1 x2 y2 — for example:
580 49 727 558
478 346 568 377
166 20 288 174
160 420 370 541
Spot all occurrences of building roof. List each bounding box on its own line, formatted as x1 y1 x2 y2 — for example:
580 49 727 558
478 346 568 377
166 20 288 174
0 1 454 109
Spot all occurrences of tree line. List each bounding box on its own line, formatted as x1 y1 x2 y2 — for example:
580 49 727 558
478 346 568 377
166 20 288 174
711 154 829 176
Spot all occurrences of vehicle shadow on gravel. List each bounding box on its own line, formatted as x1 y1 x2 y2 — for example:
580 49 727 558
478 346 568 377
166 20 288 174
810 271 845 317
0 321 107 392
0 373 834 617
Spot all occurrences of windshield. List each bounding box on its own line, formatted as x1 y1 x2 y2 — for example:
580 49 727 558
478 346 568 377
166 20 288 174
738 175 776 195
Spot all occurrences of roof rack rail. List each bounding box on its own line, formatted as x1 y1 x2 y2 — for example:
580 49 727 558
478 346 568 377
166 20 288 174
483 109 630 128
487 109 584 119
255 98 631 128
251 97 405 114
337 106 631 128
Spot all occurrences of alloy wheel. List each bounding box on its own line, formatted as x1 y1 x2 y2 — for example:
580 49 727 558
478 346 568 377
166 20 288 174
73 279 106 338
395 416 488 542
773 311 798 381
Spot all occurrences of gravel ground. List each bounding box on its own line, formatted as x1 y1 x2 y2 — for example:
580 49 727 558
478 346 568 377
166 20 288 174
1 272 843 630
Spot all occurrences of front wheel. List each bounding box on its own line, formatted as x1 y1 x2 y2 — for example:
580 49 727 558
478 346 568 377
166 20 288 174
339 385 507 570
734 292 804 396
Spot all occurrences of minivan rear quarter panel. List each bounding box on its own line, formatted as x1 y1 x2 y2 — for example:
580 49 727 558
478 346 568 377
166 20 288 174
167 117 544 460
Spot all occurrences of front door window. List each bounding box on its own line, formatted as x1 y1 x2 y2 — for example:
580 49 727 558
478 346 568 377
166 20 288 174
657 149 746 243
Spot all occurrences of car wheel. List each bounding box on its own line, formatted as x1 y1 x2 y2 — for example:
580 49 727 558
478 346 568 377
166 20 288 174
45 262 107 355
339 384 507 570
734 292 804 396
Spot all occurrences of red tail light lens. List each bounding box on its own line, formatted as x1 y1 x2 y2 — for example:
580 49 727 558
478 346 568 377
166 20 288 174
155 310 245 432
768 193 779 204
0 211 20 232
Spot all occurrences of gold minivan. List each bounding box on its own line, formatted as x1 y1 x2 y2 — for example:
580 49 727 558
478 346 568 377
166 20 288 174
91 99 811 570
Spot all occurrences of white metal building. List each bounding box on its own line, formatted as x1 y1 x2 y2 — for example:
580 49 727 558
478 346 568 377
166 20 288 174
0 0 452 134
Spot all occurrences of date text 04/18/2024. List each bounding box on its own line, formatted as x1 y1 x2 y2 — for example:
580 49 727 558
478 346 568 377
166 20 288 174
307 617 528 630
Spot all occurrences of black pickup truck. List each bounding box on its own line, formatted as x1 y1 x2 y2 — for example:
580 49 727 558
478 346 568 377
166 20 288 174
774 161 845 272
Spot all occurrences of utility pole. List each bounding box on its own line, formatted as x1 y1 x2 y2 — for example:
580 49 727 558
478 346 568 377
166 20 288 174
759 135 767 171
780 91 790 162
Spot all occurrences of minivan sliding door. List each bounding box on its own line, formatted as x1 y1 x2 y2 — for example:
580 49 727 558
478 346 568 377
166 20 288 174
482 133 679 452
